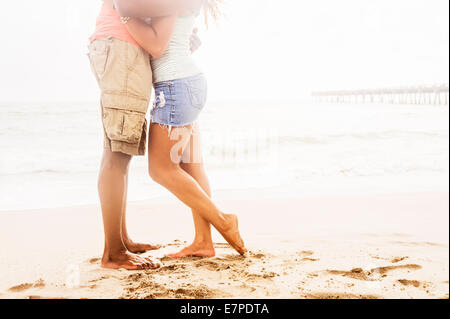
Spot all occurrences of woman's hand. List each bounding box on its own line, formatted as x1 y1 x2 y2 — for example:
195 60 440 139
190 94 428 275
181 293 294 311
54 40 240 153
190 28 202 53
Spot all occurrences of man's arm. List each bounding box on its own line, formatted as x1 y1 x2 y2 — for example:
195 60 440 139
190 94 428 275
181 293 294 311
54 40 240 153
113 0 184 18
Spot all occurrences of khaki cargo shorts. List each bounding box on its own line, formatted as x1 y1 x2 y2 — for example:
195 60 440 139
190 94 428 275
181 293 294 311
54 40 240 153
88 37 152 156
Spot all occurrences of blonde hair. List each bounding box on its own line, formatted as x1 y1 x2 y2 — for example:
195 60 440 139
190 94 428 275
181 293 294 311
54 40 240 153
200 0 224 28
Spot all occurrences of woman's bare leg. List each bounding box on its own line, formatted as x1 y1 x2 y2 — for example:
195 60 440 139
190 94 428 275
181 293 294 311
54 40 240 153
148 123 246 254
167 128 215 258
169 162 215 258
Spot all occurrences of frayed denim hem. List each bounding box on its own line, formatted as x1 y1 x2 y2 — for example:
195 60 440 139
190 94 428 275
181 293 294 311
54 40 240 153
150 120 197 136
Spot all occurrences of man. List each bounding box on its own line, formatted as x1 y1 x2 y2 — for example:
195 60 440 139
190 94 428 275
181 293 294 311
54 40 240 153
88 0 201 270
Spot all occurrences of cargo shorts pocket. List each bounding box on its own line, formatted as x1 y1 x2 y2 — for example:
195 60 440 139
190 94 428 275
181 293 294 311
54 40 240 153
103 108 146 144
88 40 110 81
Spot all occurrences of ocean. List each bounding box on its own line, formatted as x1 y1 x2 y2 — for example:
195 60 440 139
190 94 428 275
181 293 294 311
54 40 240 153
0 99 448 211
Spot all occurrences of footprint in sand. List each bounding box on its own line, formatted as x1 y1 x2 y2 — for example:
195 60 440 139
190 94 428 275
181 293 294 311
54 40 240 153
121 249 278 299
8 283 34 293
8 279 46 293
157 263 188 273
370 255 409 263
397 279 422 288
217 254 247 262
327 268 370 281
190 251 279 283
194 260 231 271
391 256 409 263
122 277 220 299
326 264 423 281
296 251 319 262
374 264 422 275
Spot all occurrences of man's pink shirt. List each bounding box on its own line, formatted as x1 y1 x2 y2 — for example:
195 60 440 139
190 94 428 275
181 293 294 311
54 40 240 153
89 3 140 47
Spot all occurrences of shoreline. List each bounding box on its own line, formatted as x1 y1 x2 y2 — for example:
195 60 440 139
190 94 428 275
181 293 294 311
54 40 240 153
1 172 448 213
0 190 448 299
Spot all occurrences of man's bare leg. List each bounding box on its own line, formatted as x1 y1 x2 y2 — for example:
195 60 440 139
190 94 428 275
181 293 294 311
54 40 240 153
121 172 161 253
98 149 159 270
148 123 246 255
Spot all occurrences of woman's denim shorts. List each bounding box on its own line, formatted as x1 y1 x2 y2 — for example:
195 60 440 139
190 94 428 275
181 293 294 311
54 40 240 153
151 74 208 127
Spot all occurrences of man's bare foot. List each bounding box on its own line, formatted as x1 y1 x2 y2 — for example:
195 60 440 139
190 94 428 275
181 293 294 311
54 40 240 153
166 242 216 259
124 240 161 254
101 251 161 270
219 214 247 255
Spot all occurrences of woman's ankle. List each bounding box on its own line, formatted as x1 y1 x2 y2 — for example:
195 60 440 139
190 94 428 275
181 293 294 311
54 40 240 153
192 237 214 248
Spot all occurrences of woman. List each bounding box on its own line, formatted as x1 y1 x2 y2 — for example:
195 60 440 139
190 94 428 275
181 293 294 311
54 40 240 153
123 0 247 257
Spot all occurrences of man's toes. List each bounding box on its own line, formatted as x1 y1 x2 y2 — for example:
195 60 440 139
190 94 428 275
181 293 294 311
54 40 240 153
142 259 154 269
143 255 155 263
141 258 154 269
140 256 161 269
136 258 148 269
133 256 149 268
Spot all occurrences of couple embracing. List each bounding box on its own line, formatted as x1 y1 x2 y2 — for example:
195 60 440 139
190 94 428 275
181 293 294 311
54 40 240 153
88 0 246 271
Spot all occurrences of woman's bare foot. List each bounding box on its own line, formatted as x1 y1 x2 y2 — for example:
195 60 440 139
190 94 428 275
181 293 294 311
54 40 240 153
124 240 161 254
166 241 216 259
101 251 161 270
219 214 247 255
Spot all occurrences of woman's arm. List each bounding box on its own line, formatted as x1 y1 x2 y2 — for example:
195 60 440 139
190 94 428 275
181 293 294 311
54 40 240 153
125 16 177 59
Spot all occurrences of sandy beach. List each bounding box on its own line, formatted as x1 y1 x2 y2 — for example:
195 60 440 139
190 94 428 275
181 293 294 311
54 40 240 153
0 189 448 299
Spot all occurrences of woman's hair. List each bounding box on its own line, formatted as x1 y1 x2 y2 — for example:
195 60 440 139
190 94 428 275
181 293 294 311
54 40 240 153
200 0 224 28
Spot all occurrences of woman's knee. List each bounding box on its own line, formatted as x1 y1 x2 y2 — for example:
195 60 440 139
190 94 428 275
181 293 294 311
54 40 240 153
148 158 171 185
148 164 162 184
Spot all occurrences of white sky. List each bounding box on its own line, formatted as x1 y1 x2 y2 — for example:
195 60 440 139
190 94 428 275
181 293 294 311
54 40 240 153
0 0 448 102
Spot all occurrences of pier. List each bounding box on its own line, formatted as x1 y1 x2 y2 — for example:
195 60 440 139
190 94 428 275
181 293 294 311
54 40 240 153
312 84 449 105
